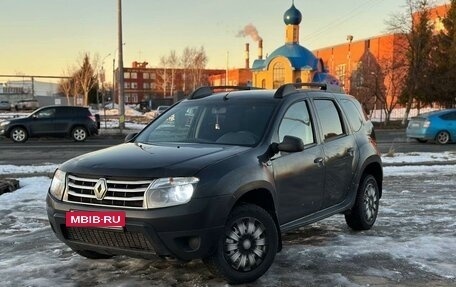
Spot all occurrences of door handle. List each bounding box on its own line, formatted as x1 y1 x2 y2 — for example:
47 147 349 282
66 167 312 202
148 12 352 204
314 157 324 167
347 147 354 157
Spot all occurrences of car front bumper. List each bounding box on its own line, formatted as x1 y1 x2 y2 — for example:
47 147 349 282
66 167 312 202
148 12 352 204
46 193 229 261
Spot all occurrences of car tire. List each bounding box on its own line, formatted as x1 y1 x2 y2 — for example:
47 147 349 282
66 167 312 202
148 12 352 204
72 126 88 142
10 127 28 143
435 131 450 145
203 203 278 284
73 249 113 259
345 174 379 231
416 138 427 143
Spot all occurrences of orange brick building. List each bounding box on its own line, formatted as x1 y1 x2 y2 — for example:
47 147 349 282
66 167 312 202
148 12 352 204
115 61 225 106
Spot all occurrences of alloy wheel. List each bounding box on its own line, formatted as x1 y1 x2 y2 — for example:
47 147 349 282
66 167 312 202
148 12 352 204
73 128 87 141
12 128 26 142
436 131 450 144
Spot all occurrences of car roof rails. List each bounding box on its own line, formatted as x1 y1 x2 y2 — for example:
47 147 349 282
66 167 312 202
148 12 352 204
188 86 258 100
273 82 327 99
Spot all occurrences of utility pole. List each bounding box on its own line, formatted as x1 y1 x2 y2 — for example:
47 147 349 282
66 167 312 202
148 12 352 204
118 0 125 132
346 35 353 94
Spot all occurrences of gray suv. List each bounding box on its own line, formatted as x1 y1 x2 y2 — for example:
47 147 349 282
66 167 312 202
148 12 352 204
47 84 382 284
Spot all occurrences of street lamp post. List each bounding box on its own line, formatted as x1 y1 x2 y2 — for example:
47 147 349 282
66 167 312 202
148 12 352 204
346 35 354 93
117 0 125 133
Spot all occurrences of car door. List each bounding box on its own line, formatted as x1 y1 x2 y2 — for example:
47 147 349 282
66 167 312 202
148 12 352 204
29 107 57 136
53 107 72 134
312 98 357 208
271 100 325 225
440 111 456 139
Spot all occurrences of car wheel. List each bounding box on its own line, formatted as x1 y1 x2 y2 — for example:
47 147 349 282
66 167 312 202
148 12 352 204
73 249 113 259
10 127 28 143
416 138 427 143
345 174 379 231
203 204 278 284
435 131 450 145
72 127 88 142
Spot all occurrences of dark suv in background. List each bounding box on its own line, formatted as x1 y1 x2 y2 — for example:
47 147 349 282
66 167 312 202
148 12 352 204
47 84 382 284
0 105 99 142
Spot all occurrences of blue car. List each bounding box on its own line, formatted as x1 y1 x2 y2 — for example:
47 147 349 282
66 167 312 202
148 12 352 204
406 109 456 144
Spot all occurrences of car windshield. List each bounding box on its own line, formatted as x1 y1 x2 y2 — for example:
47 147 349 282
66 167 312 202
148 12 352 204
135 100 276 146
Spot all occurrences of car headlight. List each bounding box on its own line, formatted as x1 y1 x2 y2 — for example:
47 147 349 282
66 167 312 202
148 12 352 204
0 121 10 127
49 169 66 200
144 177 199 209
423 120 431 128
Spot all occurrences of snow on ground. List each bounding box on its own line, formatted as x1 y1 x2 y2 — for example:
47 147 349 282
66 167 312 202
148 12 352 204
381 151 456 164
0 164 58 175
1 163 455 286
98 119 147 131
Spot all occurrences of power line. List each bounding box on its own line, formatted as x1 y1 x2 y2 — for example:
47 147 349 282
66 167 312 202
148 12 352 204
301 0 382 43
0 75 70 79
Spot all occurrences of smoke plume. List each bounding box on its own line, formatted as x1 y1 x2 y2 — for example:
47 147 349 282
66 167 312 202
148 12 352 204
237 23 262 42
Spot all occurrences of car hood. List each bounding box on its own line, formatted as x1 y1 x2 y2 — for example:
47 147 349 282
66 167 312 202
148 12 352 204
6 116 30 123
60 142 249 178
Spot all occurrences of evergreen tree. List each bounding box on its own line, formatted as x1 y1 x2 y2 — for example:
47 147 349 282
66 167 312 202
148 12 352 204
401 0 434 121
431 0 456 108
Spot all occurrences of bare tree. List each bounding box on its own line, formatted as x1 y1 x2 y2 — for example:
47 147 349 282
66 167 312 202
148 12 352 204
168 50 179 97
157 56 169 97
378 56 408 124
180 47 195 94
74 53 99 106
386 0 434 124
191 46 208 90
59 66 76 105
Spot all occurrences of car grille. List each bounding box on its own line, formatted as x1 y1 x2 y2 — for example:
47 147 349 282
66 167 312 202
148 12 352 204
64 227 155 251
64 174 153 209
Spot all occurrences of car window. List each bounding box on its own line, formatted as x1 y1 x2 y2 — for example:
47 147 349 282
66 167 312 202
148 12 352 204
440 111 456 120
35 108 56 118
314 99 345 141
278 101 315 145
136 101 276 146
340 99 363 132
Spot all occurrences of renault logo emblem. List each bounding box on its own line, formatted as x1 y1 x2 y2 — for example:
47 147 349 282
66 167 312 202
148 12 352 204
93 178 108 200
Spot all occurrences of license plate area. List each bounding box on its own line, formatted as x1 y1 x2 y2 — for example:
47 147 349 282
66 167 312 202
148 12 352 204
66 211 126 228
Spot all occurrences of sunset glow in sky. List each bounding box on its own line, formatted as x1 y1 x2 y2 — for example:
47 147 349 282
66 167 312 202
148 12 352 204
0 0 449 81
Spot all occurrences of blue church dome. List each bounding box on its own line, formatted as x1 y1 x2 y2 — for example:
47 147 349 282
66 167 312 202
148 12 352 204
263 43 318 70
283 3 302 25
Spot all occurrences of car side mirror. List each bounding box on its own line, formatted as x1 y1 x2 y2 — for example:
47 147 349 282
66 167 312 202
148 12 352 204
274 135 304 153
124 132 137 142
259 135 304 163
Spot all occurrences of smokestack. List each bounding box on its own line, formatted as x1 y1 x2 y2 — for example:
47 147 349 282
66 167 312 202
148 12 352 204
258 39 263 60
245 43 250 69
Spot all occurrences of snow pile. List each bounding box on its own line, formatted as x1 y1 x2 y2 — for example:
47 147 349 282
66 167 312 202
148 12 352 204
382 151 456 164
0 164 58 175
100 103 143 116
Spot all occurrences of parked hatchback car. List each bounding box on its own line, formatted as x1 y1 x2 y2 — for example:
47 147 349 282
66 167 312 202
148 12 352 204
0 100 12 111
406 109 456 144
0 105 99 142
46 84 382 284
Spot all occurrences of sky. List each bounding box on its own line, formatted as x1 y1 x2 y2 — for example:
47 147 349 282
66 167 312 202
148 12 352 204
0 0 450 82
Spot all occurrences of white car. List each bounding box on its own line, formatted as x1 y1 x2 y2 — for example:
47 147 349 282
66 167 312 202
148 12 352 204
0 100 12 111
15 99 40 110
